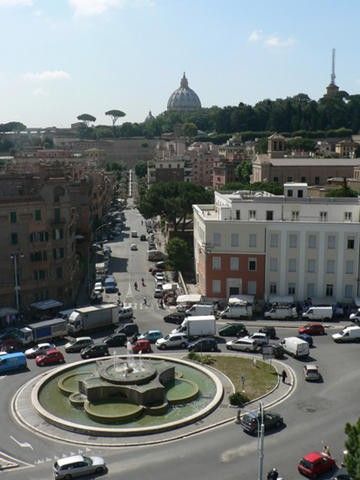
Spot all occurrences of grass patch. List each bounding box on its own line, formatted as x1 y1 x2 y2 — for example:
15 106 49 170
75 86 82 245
189 354 278 401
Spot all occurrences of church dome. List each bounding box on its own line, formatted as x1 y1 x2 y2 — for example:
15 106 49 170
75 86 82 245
167 73 201 112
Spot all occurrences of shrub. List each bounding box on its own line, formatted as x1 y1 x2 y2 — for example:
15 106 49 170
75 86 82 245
229 391 249 406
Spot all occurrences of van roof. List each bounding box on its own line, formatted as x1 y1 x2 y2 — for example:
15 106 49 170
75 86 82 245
0 352 25 359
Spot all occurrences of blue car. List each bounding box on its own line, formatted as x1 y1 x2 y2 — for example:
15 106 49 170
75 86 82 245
104 276 118 293
297 333 314 347
138 330 163 344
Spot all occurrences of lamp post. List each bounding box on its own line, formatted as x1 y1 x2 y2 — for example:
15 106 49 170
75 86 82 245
10 252 24 312
257 401 265 480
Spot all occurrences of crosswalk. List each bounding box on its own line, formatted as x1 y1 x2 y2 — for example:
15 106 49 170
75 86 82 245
122 301 165 311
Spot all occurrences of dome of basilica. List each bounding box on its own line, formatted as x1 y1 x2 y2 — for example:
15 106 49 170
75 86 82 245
167 73 201 112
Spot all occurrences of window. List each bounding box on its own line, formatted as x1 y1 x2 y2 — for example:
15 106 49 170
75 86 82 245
231 233 239 247
54 208 61 223
35 209 41 221
248 210 256 220
344 284 353 298
308 235 316 249
235 210 240 220
320 211 328 222
230 257 239 271
288 283 295 295
327 235 336 249
53 228 64 240
10 211 17 223
347 237 355 250
270 233 278 248
287 189 293 197
289 234 297 248
287 176 293 182
249 234 257 248
270 257 278 272
34 270 46 281
266 210 273 221
56 267 63 279
288 258 296 272
11 232 18 245
301 177 306 183
213 232 221 247
307 259 316 273
212 256 221 270
326 260 335 274
30 251 47 262
248 258 257 271
325 284 333 297
212 279 221 294
307 283 316 297
345 261 354 274
53 248 65 260
291 211 299 221
315 176 320 185
247 281 257 295
344 211 352 221
273 177 279 183
270 283 277 294
297 190 303 198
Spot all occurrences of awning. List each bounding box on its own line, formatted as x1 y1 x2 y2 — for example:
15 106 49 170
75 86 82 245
30 299 63 311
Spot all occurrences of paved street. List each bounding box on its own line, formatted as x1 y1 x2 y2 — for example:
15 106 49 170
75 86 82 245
0 206 359 479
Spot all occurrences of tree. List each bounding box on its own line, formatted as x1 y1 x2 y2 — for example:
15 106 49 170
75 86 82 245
0 121 26 133
105 109 126 136
325 187 358 198
235 160 253 183
166 237 192 272
182 122 198 139
135 161 147 178
345 418 360 479
77 113 96 127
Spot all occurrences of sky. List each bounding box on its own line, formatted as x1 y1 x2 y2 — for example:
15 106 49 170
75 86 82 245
0 0 360 128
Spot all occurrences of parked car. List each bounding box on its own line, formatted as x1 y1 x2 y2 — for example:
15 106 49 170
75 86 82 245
218 322 248 337
53 454 107 480
155 261 166 269
90 292 103 305
163 312 186 324
156 333 188 350
93 282 104 294
188 337 218 352
271 344 285 359
115 323 139 337
298 323 325 335
140 234 147 241
36 348 65 366
154 288 163 298
65 337 94 353
258 326 277 339
246 332 269 346
80 343 110 359
297 333 314 347
330 468 352 480
130 243 138 251
138 330 163 343
103 333 127 347
226 338 258 352
131 339 152 353
298 451 336 478
240 410 284 434
303 364 322 382
104 276 118 293
25 342 55 359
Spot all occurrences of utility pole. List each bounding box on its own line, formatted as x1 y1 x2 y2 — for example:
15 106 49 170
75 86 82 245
11 252 24 312
258 401 265 480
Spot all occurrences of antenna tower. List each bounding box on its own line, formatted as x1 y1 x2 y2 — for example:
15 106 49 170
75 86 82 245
331 48 336 85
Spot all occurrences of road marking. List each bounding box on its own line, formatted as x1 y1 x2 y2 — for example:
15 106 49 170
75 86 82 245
125 282 132 298
0 375 5 381
10 435 33 450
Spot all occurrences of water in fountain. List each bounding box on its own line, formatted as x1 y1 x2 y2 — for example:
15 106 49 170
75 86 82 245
126 340 136 370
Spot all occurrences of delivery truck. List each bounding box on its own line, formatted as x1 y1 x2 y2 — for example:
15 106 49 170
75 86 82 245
172 315 217 337
67 303 119 335
18 318 68 345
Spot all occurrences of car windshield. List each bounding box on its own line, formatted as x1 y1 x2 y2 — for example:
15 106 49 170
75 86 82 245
300 459 313 469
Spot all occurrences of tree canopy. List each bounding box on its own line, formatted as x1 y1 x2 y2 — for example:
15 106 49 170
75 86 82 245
77 113 96 126
139 182 214 232
134 161 147 178
345 418 360 480
235 160 253 183
0 121 27 133
166 237 192 272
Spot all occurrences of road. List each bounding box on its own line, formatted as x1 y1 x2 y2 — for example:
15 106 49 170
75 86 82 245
0 206 359 479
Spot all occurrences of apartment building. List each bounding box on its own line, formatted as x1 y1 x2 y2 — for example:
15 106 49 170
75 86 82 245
187 142 217 187
147 140 189 185
193 183 360 303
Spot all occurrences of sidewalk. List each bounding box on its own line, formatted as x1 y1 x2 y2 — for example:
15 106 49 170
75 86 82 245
0 455 19 471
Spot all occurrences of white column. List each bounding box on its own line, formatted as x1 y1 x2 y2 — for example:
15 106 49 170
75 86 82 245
297 229 306 300
317 231 325 297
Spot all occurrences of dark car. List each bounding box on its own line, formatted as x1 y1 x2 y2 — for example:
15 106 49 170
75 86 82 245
80 343 110 359
219 323 248 337
140 234 147 241
297 333 314 347
330 468 352 480
115 323 139 337
90 293 103 305
103 333 127 347
240 410 284 434
271 344 285 359
188 338 218 352
163 312 186 325
259 326 277 339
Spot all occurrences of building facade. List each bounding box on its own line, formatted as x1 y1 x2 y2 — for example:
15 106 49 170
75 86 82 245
193 184 360 303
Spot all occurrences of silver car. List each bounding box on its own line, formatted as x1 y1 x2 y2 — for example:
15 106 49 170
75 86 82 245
53 455 107 479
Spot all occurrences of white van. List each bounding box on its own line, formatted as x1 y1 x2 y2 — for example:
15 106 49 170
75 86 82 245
118 306 133 320
220 304 252 319
264 306 297 320
185 304 214 317
332 326 360 343
280 337 309 358
302 306 333 321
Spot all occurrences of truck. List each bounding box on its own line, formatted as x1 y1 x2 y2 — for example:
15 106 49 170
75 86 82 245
280 337 309 358
67 304 119 335
302 306 333 321
185 304 214 317
264 306 298 320
18 318 68 345
0 352 27 374
172 315 217 337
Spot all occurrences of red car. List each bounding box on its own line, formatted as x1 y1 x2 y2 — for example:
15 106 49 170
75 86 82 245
298 323 325 335
35 348 65 366
298 451 336 478
131 339 152 354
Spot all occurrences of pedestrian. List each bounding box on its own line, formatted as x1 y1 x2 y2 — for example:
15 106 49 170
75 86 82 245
143 297 147 305
281 369 287 384
322 445 331 457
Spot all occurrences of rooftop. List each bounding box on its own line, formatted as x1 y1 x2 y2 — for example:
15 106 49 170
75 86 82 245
256 157 360 167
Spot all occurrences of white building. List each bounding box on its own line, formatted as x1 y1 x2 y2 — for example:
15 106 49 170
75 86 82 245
193 183 360 303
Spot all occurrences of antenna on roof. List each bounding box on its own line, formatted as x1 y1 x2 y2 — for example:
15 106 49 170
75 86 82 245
331 48 336 85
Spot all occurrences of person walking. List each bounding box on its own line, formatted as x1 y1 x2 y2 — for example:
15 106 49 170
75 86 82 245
322 445 331 457
281 369 288 384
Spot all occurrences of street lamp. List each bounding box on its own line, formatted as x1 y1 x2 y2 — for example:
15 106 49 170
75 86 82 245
257 401 265 480
10 252 24 312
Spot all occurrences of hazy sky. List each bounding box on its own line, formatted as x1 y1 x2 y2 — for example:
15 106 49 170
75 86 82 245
1 0 359 127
